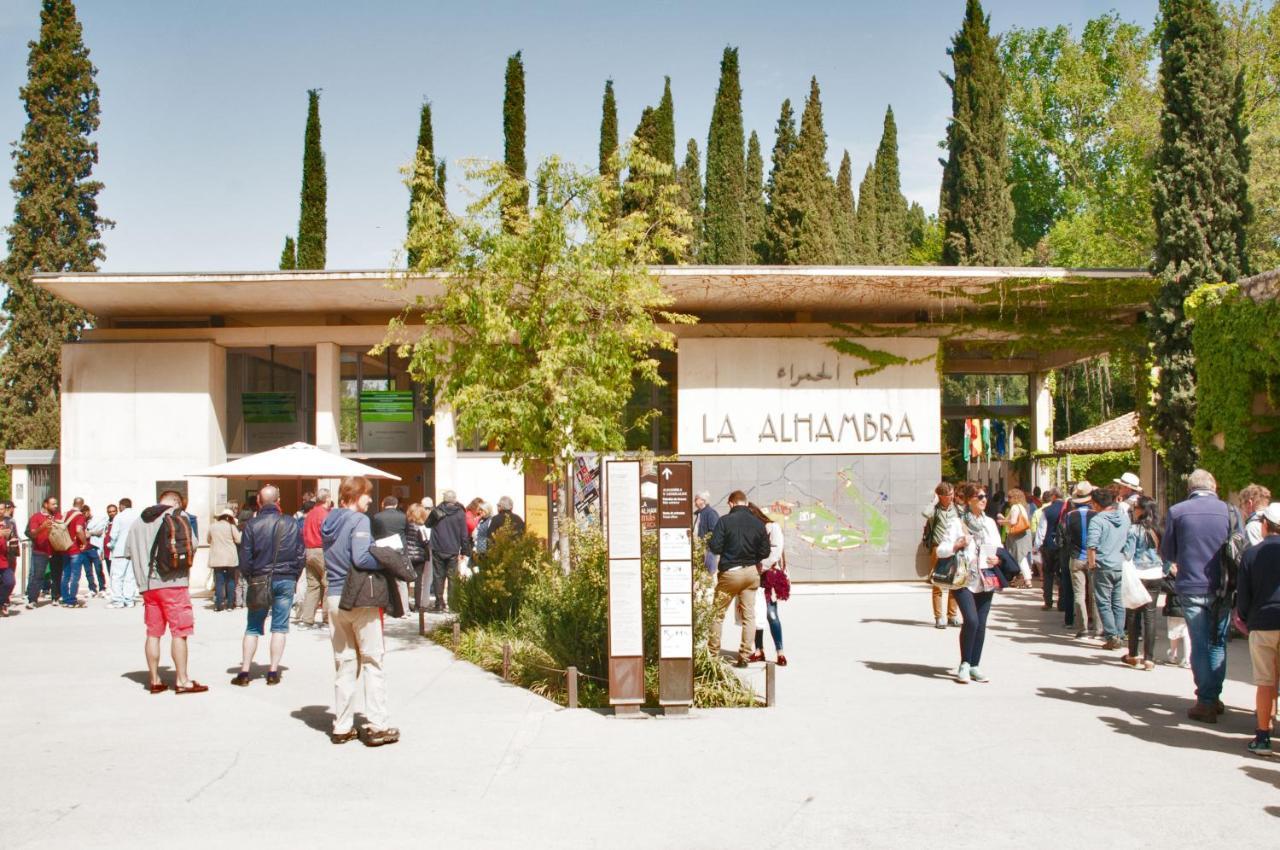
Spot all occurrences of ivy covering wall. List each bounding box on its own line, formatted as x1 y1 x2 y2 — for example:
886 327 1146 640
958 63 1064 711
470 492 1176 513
1186 283 1280 492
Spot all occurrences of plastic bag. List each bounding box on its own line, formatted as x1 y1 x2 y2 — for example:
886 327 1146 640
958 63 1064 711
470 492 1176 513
1121 560 1152 609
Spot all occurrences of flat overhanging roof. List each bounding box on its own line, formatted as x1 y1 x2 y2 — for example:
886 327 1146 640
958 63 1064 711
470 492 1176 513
36 265 1151 322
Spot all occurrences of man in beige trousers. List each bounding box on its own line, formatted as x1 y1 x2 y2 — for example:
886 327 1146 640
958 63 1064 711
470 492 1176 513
708 490 772 667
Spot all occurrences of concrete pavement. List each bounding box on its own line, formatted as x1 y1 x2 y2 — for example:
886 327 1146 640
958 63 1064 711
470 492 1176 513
2 585 1276 848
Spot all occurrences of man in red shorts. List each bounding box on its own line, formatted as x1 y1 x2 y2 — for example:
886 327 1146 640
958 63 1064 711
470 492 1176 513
123 490 206 694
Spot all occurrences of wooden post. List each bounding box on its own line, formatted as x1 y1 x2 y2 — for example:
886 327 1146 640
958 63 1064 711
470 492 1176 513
765 660 776 707
418 606 426 638
566 666 578 709
502 642 512 681
452 620 460 651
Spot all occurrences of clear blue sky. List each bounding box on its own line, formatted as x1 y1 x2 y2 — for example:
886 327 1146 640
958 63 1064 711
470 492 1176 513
0 0 1158 272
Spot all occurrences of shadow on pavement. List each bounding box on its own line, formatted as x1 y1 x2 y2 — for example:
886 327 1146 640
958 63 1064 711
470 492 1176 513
1038 685 1253 755
858 618 941 629
291 704 335 735
222 663 291 676
1241 764 1280 790
121 668 171 689
1032 652 1109 666
861 660 955 680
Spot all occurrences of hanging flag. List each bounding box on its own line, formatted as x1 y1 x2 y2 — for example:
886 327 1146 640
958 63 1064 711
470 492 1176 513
992 420 1007 457
962 418 971 462
981 419 992 458
969 418 983 459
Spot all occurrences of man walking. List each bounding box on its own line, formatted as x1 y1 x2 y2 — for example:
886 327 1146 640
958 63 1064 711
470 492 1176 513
298 488 330 628
708 490 771 667
426 490 470 613
232 486 304 686
60 498 90 608
694 492 721 576
1163 469 1233 724
83 504 109 598
1237 502 1280 755
1086 487 1131 650
108 498 139 608
125 490 206 694
1063 482 1100 638
925 482 961 629
1035 489 1066 611
25 496 63 608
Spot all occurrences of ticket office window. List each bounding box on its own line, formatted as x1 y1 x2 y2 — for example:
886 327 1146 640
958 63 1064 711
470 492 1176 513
227 348 315 454
340 348 432 454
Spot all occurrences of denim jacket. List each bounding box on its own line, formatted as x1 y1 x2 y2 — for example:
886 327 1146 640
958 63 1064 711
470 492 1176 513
1124 524 1166 573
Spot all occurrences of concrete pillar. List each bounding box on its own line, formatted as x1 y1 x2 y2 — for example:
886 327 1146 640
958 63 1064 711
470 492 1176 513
315 342 341 453
433 402 458 500
1029 371 1054 492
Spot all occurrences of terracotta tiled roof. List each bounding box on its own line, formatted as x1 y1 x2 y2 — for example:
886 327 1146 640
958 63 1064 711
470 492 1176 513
1240 268 1280 304
1053 411 1139 454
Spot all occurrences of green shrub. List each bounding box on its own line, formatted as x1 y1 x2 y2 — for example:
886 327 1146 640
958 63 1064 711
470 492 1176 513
520 526 610 681
451 532 554 629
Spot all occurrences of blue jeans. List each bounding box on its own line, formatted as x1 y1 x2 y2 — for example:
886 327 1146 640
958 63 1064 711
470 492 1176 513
1093 568 1125 639
765 598 783 651
213 568 238 609
61 552 90 604
1179 594 1230 704
246 578 295 635
82 548 103 593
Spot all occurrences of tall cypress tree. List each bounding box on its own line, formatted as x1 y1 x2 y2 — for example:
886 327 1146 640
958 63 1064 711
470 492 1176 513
1147 0 1250 485
939 0 1015 266
744 131 768 263
0 0 109 448
406 101 442 269
502 51 528 229
873 106 909 263
787 78 839 263
654 77 676 172
764 99 797 263
599 79 618 177
855 164 880 263
835 150 857 263
677 139 703 262
703 47 748 263
279 236 296 270
296 88 327 269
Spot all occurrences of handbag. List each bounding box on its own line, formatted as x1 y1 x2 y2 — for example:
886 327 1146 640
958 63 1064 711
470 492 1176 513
1121 559 1152 609
979 567 1002 592
1007 506 1030 536
931 552 970 588
247 518 285 612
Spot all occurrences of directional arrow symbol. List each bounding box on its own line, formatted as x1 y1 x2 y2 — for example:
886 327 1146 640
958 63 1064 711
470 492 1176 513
661 468 673 480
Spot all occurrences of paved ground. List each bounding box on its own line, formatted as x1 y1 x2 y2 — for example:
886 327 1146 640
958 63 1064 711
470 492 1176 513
3 584 1277 849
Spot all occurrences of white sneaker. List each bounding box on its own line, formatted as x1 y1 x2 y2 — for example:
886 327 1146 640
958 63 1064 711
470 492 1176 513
107 602 124 609
969 667 989 683
956 662 971 683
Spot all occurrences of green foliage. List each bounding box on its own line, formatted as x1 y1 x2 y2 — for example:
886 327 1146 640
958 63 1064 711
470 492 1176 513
764 98 797 263
744 131 768 263
503 51 528 229
677 138 704 261
907 209 944 264
599 79 618 179
1187 283 1280 492
766 78 838 264
1001 13 1159 264
0 0 109 450
1051 354 1137 441
834 150 857 263
1061 449 1140 488
296 89 327 269
654 77 676 172
406 101 445 269
1148 0 1251 491
854 164 879 263
872 107 910 263
520 526 611 680
451 532 554 629
279 236 296 270
940 0 1017 266
391 148 694 496
703 47 749 263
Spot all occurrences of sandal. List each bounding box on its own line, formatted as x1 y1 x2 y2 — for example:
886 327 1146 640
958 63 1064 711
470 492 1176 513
174 681 209 695
361 727 400 747
148 682 168 694
330 729 359 745
266 671 281 686
230 672 251 687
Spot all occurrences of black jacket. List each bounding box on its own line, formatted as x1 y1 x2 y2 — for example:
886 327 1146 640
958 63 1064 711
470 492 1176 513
370 508 407 544
426 501 471 557
487 510 525 542
708 505 770 569
239 505 304 581
339 545 417 617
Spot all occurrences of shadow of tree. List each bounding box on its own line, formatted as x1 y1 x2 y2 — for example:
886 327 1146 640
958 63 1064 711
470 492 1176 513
1038 685 1251 755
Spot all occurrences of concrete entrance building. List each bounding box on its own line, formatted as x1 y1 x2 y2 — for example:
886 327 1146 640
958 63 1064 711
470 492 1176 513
33 265 1148 583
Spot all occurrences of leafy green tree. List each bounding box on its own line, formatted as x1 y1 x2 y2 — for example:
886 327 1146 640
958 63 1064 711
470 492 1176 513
1001 14 1159 265
854 164 879 262
744 131 768 262
763 98 797 263
406 101 444 269
279 236 296 270
388 147 693 571
908 208 945 264
1147 0 1251 487
503 51 528 229
703 47 748 263
834 150 857 263
296 88 327 269
872 106 910 263
767 78 838 264
0 0 110 448
940 0 1016 265
677 138 703 261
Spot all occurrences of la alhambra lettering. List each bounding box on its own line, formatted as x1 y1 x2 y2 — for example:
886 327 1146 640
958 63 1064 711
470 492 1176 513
701 412 915 445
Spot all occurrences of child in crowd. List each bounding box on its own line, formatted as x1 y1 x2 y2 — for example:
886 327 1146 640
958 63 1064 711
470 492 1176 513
1164 589 1191 668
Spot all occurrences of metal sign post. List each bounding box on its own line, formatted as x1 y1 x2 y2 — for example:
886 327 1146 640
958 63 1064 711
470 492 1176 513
656 461 694 711
604 460 644 714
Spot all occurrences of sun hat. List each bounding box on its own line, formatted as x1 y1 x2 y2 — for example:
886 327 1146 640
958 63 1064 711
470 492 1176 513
1113 472 1143 492
217 507 236 520
1070 481 1096 503
1263 502 1280 525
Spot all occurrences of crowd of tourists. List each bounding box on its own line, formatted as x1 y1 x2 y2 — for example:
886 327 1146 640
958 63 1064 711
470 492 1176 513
923 471 1280 756
3 480 526 748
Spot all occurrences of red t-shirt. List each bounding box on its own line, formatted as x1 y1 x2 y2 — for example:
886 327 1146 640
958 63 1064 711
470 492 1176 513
302 503 329 549
26 511 60 556
65 510 88 555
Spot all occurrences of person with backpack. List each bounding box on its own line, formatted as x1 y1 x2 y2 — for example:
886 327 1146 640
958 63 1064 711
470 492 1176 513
1033 489 1066 612
231 486 304 687
1235 502 1280 755
924 482 962 629
124 490 206 695
1162 468 1235 724
59 498 92 607
25 496 66 608
1063 482 1101 639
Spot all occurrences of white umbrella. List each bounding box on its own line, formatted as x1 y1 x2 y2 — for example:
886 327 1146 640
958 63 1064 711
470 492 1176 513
186 442 401 480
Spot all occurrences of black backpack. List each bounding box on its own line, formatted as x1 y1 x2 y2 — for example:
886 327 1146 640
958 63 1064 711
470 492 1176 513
150 510 196 573
1215 505 1247 601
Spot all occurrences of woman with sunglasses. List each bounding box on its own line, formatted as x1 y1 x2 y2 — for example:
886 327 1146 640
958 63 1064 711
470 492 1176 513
934 482 1004 683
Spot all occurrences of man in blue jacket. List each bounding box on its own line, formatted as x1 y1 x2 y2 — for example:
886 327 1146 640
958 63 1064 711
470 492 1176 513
1237 502 1280 755
232 485 304 686
1163 469 1232 724
426 489 471 613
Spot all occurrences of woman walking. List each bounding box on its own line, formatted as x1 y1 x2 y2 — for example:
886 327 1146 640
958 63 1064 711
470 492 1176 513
1000 489 1033 586
404 502 430 610
1122 496 1166 670
208 508 241 611
935 482 1004 683
746 504 788 665
321 476 399 747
